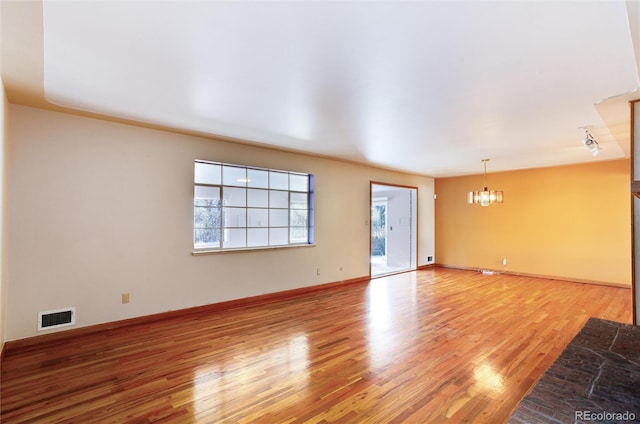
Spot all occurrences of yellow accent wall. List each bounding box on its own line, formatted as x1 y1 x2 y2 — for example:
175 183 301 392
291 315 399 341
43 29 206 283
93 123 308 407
435 160 631 286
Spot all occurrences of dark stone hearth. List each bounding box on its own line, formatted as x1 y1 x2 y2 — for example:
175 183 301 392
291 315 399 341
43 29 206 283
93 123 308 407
509 318 640 424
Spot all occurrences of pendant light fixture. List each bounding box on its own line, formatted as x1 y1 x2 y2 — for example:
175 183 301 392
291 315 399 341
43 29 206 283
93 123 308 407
468 159 503 206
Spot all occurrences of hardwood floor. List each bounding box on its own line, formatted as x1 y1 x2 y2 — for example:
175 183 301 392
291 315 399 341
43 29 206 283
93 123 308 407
0 268 633 423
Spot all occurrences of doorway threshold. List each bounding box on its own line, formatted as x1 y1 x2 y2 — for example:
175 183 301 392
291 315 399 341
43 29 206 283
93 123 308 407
371 268 416 279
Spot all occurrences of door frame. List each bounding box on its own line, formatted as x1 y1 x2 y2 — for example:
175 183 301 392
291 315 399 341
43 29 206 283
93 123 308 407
370 181 419 278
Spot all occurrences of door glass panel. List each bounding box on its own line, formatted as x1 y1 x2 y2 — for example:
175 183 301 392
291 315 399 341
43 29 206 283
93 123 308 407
371 184 417 277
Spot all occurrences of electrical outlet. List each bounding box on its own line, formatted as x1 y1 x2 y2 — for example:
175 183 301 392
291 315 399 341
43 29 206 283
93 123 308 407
316 268 321 276
427 256 433 262
122 293 130 304
502 258 507 266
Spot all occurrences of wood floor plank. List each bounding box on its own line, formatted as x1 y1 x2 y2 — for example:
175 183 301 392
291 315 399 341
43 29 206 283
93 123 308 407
0 268 633 423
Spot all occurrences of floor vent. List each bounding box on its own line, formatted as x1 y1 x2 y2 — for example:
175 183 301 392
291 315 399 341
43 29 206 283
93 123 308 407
38 308 75 331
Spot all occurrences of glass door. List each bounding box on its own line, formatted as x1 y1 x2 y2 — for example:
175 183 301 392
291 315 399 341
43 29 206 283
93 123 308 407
371 198 388 273
370 183 417 277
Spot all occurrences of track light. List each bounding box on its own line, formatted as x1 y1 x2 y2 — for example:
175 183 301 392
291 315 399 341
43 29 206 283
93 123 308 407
582 129 600 157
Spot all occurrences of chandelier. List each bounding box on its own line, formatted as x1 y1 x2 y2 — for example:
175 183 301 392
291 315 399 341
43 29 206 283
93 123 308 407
468 159 503 206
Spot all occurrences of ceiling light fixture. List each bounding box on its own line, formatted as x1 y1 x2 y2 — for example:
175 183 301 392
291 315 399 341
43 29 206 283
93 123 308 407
581 128 601 157
468 159 503 206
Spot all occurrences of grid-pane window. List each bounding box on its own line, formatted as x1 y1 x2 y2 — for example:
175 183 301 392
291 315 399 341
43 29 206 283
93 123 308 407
248 169 269 188
194 185 221 249
194 160 314 250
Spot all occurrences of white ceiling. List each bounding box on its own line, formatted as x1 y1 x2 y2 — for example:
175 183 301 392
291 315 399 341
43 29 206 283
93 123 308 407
2 0 639 177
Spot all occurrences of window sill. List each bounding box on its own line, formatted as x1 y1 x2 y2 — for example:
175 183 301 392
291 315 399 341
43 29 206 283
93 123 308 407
192 243 316 256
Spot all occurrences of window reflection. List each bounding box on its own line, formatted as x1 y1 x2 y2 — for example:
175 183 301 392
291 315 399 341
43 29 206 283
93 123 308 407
367 280 394 370
474 363 504 393
366 274 419 371
191 334 309 421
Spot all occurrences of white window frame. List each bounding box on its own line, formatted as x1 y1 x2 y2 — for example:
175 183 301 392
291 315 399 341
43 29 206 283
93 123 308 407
193 160 314 253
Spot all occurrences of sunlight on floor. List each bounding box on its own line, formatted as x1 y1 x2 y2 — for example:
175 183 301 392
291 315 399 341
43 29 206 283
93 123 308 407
192 333 310 421
474 363 505 394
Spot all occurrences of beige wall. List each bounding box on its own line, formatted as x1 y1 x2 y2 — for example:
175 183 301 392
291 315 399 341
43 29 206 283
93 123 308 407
435 160 631 286
6 105 435 341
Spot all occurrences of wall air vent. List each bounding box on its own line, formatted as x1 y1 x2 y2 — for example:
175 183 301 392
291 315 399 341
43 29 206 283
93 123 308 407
38 307 75 331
